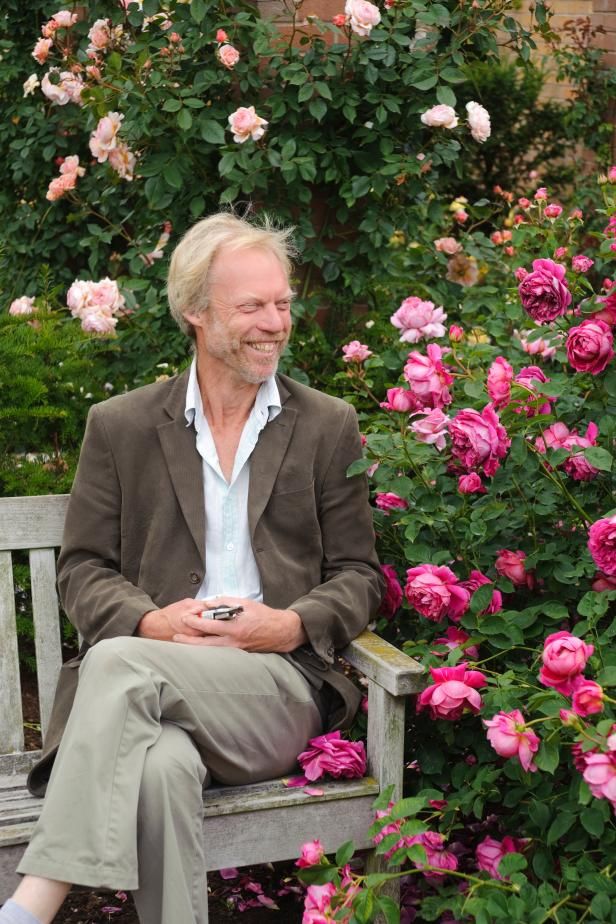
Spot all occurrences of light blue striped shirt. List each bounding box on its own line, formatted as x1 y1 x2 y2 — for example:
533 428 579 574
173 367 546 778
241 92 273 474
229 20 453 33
184 359 282 602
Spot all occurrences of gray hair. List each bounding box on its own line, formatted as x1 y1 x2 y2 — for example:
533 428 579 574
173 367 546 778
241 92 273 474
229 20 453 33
167 212 296 338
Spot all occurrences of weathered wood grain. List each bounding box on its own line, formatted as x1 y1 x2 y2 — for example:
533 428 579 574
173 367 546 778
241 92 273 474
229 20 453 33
343 630 424 696
29 549 63 738
0 552 24 755
0 496 68 551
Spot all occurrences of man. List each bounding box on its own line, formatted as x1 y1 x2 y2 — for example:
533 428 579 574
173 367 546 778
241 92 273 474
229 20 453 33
2 213 383 924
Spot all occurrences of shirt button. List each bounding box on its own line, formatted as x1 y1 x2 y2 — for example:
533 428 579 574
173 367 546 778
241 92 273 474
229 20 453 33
226 542 234 551
189 572 200 584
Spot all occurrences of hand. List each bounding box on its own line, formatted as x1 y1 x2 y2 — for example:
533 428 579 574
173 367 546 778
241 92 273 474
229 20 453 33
137 598 210 641
173 597 308 652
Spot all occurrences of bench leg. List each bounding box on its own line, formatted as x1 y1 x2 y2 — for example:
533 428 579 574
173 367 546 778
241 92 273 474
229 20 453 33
0 844 25 906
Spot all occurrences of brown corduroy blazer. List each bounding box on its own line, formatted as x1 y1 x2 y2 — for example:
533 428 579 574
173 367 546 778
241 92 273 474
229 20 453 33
28 369 384 796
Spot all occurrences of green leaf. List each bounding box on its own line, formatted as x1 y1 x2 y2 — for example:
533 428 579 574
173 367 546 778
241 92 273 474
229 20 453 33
470 583 494 614
390 797 427 819
376 895 401 924
162 99 182 112
280 139 297 161
597 666 616 687
410 75 438 91
590 892 611 920
351 176 371 199
436 85 456 107
353 888 375 924
201 120 226 145
346 458 372 476
183 97 206 109
546 812 575 845
335 840 355 866
309 98 327 121
584 446 613 471
580 805 605 837
298 83 314 103
190 0 207 22
498 853 527 876
315 81 333 100
177 108 193 131
534 739 560 775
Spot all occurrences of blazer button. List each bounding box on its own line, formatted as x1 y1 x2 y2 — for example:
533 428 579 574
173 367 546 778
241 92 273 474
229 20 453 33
189 572 200 584
327 645 334 657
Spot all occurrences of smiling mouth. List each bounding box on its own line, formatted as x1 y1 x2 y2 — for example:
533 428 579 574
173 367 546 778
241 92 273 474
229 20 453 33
245 341 281 353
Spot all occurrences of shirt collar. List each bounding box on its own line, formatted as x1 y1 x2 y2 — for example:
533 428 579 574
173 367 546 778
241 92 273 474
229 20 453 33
184 358 281 428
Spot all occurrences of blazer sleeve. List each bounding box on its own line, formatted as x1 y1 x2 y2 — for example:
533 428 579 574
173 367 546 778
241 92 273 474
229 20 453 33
288 402 385 663
57 404 158 645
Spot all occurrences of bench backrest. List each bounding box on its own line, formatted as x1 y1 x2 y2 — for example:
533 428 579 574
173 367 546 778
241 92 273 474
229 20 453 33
0 495 70 767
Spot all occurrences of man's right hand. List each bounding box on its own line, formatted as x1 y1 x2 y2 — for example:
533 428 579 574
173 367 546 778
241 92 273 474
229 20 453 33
137 599 207 641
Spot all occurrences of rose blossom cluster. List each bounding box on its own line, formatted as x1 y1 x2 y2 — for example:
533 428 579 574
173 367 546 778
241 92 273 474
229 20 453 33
8 296 37 316
566 319 614 375
484 709 539 772
420 101 490 142
46 155 85 202
417 663 488 720
476 835 527 880
404 343 453 409
41 68 85 106
539 631 599 719
588 515 616 577
89 113 136 181
341 340 372 363
373 807 458 876
405 563 500 623
448 404 510 477
66 277 127 335
390 296 447 343
535 421 601 482
228 106 268 143
518 258 572 324
33 10 78 64
575 732 616 814
343 0 381 36
297 731 366 781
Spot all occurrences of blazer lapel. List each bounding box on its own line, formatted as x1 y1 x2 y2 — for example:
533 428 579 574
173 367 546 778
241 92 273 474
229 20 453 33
248 378 296 539
157 369 205 564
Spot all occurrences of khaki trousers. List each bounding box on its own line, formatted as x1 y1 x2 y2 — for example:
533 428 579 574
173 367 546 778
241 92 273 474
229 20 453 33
17 636 323 924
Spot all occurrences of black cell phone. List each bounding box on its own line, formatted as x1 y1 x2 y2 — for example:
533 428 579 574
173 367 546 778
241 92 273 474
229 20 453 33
202 605 243 620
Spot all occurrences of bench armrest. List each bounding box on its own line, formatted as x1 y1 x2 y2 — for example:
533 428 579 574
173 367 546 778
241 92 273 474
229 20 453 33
340 630 424 697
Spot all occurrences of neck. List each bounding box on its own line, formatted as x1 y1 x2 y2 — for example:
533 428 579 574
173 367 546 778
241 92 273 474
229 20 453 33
194 353 261 429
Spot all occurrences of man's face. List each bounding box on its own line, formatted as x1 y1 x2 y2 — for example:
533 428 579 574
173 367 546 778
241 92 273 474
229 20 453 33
189 246 293 386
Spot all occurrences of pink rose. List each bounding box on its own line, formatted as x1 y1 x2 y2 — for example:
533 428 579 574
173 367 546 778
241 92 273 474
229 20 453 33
298 731 366 781
609 166 616 183
453 209 469 224
87 19 112 52
534 187 548 200
8 296 36 316
403 831 458 879
593 289 616 326
572 255 594 273
449 324 464 342
344 0 381 36
433 627 479 660
375 492 408 513
448 405 510 477
566 319 614 375
80 312 118 335
379 565 403 620
228 105 267 143
216 28 228 42
417 663 487 720
332 13 347 26
218 44 240 68
461 570 502 615
303 882 336 924
380 386 419 412
46 172 77 201
588 516 616 575
458 473 486 494
51 10 78 28
89 112 124 162
32 38 53 64
60 155 85 177
518 197 531 208
534 421 571 454
518 258 572 324
554 246 568 260
494 549 528 586
421 105 458 129
341 340 372 362
405 564 469 623
410 408 449 450
67 278 125 319
296 839 325 868
592 572 616 592
514 329 558 360
486 356 513 409
561 422 600 482
41 68 73 105
404 343 453 410
544 203 563 219
108 142 136 181
476 836 526 880
466 101 490 142
435 237 462 255
513 365 553 417
390 296 447 343
582 751 616 811
571 677 604 717
484 709 539 772
515 266 528 282
539 631 594 695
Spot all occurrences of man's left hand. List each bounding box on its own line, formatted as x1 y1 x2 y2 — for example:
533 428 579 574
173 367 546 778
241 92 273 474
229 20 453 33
173 597 308 652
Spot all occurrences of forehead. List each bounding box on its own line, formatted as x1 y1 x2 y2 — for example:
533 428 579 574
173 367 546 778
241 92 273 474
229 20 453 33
208 246 289 294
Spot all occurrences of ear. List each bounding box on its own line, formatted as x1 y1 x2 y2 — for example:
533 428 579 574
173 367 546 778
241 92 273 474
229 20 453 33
184 309 204 329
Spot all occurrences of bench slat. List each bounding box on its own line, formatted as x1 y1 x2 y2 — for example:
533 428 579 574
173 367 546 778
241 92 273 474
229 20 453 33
203 776 378 816
343 630 424 696
0 496 68 551
0 552 24 755
30 549 63 739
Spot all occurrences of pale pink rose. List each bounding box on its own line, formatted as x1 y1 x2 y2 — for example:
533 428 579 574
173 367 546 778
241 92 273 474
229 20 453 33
570 207 584 220
417 663 487 720
461 570 502 615
534 187 548 200
486 356 513 409
544 203 563 219
67 278 125 318
60 155 85 177
572 255 594 273
518 197 531 208
534 421 571 453
453 209 469 224
296 840 325 868
216 28 228 42
404 343 454 409
494 549 528 586
8 296 36 316
592 572 616 592
410 408 449 450
303 882 336 924
218 44 240 68
588 516 616 576
518 258 571 324
344 0 381 36
484 709 539 772
87 19 112 52
449 324 463 342
390 296 447 343
46 172 77 201
466 101 490 142
514 329 558 360
380 386 419 412
476 836 526 880
41 69 72 105
228 105 268 143
51 10 78 28
539 631 594 695
405 564 469 623
571 677 604 717
566 319 614 375
86 64 102 81
433 626 479 660
89 112 124 162
448 405 510 477
32 38 53 65
458 473 485 494
23 74 40 97
582 751 616 810
434 237 462 255
379 564 403 620
341 340 372 362
375 492 408 513
421 105 458 129
80 312 118 335
108 142 136 181
298 731 366 780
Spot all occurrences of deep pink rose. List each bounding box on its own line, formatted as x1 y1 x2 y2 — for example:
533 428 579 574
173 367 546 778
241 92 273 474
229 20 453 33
588 516 616 576
476 836 526 880
544 203 563 219
410 408 449 450
296 839 325 868
433 627 479 660
403 831 458 879
592 572 616 592
534 187 548 200
303 882 336 924
405 564 469 622
539 631 594 695
341 340 372 362
417 663 487 720
512 365 553 416
571 677 604 717
534 421 571 453
449 324 464 342
404 343 453 409
572 255 594 273
216 28 228 42
390 296 447 343
518 258 571 323
458 473 486 494
515 329 558 360
380 386 419 412
593 290 616 326
561 421 600 481
379 564 403 620
582 751 616 811
494 549 528 586
566 319 614 375
461 570 502 615
486 356 513 409
448 405 510 477
484 709 539 772
375 492 408 513
298 731 366 781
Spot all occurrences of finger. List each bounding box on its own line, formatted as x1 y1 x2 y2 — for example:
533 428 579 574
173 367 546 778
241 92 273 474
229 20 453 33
173 633 238 647
182 614 237 633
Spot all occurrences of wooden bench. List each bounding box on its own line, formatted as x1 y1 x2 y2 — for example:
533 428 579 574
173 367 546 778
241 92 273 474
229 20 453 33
0 494 424 911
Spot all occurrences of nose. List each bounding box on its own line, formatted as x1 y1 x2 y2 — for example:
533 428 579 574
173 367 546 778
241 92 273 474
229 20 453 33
258 301 289 333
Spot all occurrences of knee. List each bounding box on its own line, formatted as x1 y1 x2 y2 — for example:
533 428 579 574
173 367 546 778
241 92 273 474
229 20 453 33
79 636 143 679
140 727 206 799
